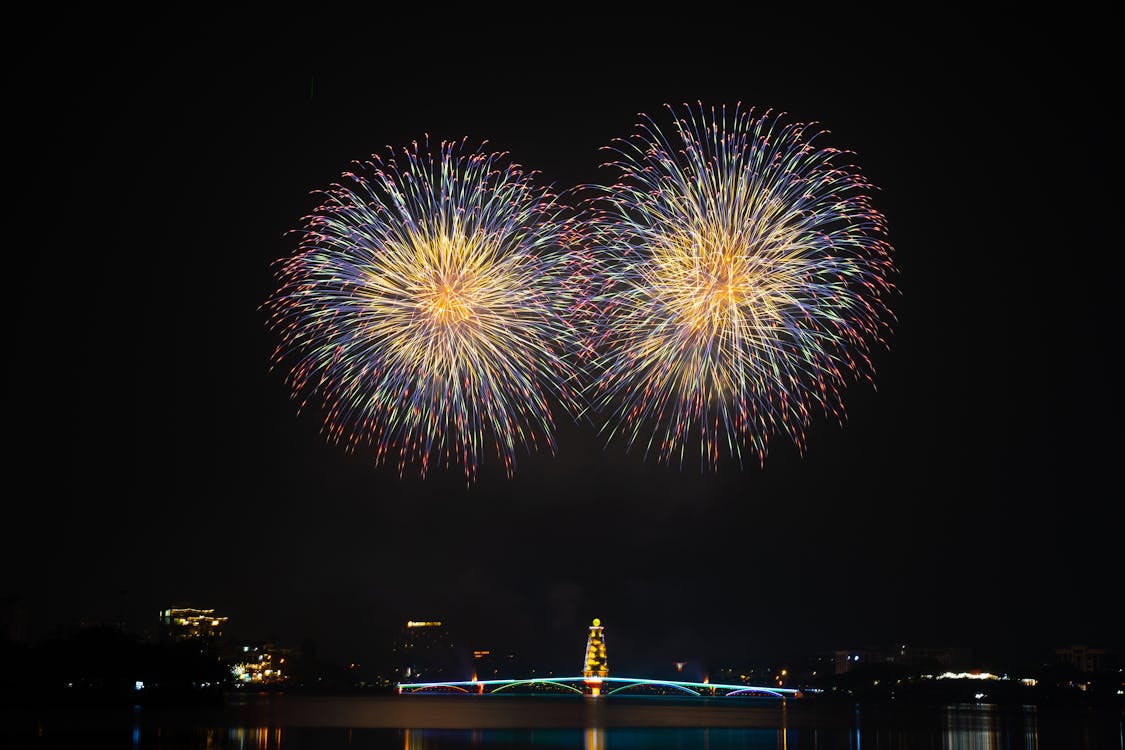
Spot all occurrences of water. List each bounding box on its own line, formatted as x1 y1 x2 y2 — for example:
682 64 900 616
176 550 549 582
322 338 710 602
7 694 1124 748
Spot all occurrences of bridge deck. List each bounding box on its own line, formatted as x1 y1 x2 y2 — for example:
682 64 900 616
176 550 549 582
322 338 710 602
397 675 799 699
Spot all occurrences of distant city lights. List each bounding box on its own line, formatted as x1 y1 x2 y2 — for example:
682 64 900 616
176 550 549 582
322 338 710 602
160 607 228 641
231 645 289 685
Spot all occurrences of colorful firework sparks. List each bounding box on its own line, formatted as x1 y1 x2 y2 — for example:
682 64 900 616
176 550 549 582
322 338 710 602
588 103 896 469
265 138 589 480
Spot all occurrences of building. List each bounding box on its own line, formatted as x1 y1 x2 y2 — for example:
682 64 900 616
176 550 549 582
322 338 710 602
159 607 228 642
394 620 454 680
468 648 520 679
0 596 29 644
1055 645 1108 673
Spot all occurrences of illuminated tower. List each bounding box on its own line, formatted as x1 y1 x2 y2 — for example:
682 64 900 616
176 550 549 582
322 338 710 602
583 618 608 678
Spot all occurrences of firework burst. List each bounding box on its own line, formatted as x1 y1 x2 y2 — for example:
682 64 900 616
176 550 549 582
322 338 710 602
588 103 896 468
265 138 588 480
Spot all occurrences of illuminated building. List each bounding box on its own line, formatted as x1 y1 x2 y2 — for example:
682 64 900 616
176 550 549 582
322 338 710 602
583 618 608 679
159 607 228 641
394 619 454 680
231 643 290 685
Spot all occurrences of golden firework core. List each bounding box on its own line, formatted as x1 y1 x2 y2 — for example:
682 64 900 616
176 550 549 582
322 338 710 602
643 227 803 361
425 280 474 324
407 231 492 329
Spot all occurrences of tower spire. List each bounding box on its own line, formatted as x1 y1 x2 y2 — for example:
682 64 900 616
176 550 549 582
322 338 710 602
583 618 608 678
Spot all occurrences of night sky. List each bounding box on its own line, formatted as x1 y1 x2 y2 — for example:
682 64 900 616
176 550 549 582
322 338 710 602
8 9 1118 674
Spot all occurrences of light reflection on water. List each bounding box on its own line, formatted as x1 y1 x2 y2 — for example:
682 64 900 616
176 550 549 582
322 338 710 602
32 695 1123 749
224 727 283 749
398 727 786 749
935 703 1046 750
942 703 1000 750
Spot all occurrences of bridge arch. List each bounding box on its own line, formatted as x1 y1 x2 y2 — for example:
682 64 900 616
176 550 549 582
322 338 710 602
724 687 786 699
605 681 701 697
407 684 469 693
490 679 584 695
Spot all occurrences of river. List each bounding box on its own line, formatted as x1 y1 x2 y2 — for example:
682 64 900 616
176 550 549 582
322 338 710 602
8 693 1124 748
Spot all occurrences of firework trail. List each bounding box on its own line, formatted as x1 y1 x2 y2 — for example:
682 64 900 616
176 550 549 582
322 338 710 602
588 103 896 469
265 138 589 480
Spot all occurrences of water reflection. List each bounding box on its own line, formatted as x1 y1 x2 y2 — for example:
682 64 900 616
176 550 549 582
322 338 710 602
226 726 284 749
400 727 609 749
400 727 782 748
939 703 1039 750
29 697 1118 749
942 704 999 750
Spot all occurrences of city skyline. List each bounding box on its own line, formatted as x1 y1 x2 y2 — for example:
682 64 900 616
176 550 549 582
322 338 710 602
16 601 1115 688
5 7 1118 679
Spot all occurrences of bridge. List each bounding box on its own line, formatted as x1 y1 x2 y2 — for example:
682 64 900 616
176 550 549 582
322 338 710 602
397 618 800 700
397 675 798 699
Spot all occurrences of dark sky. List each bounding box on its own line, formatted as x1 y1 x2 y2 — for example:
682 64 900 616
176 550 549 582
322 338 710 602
7 9 1118 674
